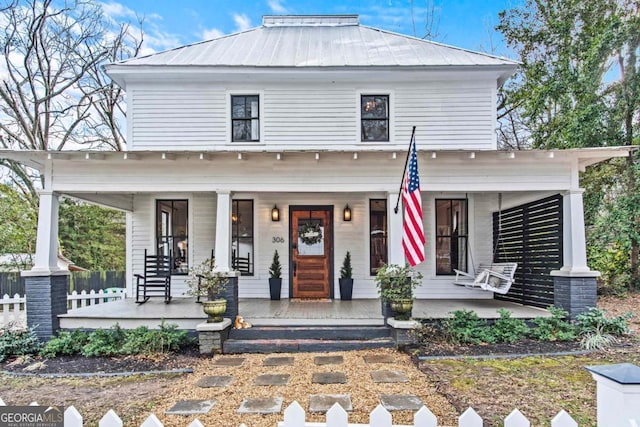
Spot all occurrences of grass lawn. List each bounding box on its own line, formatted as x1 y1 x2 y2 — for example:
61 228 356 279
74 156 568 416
420 347 640 426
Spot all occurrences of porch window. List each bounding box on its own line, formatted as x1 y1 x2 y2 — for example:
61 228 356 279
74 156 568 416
361 95 389 142
231 95 260 142
435 199 468 275
232 200 254 275
156 199 188 275
370 199 388 275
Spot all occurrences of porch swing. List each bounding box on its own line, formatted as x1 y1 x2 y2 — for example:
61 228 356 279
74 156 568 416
452 193 518 295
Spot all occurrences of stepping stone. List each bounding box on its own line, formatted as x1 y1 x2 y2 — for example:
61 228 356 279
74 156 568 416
364 354 395 364
195 376 233 388
237 397 284 414
371 370 409 383
309 394 353 413
379 395 423 411
213 357 245 367
263 356 295 366
312 372 347 384
314 355 343 365
254 374 290 386
166 400 216 415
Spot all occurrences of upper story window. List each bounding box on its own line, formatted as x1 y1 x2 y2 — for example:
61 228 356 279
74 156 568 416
156 199 188 275
361 95 389 142
231 95 260 142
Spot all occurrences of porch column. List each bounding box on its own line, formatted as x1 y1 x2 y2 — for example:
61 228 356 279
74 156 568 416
21 191 69 340
388 192 404 265
214 191 232 272
32 191 62 273
551 189 599 318
212 191 239 320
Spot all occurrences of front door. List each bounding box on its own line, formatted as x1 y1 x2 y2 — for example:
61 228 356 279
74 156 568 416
290 207 332 298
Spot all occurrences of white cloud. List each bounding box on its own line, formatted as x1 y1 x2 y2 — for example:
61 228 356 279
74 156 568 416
267 0 288 14
233 13 252 31
202 28 224 40
100 1 137 20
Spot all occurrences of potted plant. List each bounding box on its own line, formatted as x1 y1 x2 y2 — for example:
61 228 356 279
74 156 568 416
339 251 353 300
187 258 229 322
269 250 282 300
375 263 423 320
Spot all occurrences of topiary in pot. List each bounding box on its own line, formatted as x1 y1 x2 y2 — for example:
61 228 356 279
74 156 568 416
375 263 423 320
339 251 353 300
269 250 282 300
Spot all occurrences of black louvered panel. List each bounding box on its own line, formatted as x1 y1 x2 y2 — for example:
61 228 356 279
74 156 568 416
493 194 563 308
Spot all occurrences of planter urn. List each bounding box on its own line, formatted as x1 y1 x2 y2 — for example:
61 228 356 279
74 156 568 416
202 299 227 323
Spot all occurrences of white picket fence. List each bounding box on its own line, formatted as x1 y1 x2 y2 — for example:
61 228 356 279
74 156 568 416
0 288 125 326
0 399 587 427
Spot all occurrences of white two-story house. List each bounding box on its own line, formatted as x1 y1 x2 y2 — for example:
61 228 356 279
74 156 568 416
4 15 630 338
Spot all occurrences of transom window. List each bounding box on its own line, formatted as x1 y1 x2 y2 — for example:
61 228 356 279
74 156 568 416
156 199 188 275
361 95 389 142
435 199 468 275
231 95 260 142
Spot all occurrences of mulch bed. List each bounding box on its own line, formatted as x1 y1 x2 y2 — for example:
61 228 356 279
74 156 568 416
3 339 620 376
1 347 202 375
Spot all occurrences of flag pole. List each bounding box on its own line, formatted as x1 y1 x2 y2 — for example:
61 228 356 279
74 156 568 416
394 126 416 214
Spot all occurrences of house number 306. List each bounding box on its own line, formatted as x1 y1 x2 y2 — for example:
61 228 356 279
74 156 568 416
272 237 285 243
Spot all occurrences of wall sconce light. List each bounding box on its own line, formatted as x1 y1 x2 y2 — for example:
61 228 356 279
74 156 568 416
271 205 280 222
343 204 352 221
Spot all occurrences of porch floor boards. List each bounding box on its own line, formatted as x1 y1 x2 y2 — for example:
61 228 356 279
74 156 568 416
58 298 550 330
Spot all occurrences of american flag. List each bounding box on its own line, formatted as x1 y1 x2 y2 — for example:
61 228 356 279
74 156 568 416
402 139 425 266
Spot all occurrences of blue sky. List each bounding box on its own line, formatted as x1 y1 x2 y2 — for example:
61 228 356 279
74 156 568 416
103 0 521 58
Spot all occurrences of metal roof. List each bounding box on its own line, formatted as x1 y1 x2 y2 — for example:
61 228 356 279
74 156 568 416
112 15 517 68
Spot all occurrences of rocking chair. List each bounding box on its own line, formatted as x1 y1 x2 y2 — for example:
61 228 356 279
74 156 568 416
135 249 172 304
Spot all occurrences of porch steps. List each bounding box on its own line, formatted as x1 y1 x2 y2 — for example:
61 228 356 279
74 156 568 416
223 326 394 354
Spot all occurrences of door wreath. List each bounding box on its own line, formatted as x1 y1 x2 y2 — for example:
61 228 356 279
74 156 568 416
299 222 322 245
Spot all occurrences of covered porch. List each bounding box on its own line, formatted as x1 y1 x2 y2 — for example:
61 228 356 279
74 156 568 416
58 297 552 330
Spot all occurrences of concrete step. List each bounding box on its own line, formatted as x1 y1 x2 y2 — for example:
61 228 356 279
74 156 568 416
222 337 396 354
229 325 391 341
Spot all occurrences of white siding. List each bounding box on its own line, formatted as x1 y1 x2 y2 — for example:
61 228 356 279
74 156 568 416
130 193 216 298
130 88 226 149
127 79 497 151
395 82 495 149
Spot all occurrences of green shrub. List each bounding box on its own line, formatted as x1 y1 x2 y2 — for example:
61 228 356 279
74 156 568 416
491 309 529 343
81 324 126 357
575 307 632 336
445 310 495 344
0 323 42 362
529 306 577 342
121 321 192 355
580 325 618 350
40 330 89 358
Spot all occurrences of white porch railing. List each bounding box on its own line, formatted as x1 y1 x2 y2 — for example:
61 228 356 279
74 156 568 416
0 288 125 326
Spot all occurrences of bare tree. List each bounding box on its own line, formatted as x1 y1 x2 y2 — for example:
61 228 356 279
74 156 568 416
410 0 442 41
0 0 142 197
